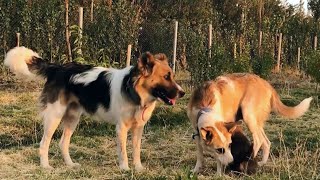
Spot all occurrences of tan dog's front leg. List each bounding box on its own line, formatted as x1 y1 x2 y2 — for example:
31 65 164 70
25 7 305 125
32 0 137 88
193 137 204 173
116 123 130 171
132 125 144 171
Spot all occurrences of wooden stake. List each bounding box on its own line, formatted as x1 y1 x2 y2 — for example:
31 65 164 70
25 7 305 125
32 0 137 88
65 0 72 62
173 21 178 73
208 24 212 58
297 47 301 70
314 35 318 50
90 0 94 22
126 44 132 67
16 33 20 47
276 33 282 73
258 31 262 56
234 43 237 59
78 7 83 55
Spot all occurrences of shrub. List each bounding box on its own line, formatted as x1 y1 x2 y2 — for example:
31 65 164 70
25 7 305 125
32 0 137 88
252 52 274 78
304 50 320 83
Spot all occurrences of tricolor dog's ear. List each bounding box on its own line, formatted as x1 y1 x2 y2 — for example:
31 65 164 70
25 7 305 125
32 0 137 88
224 120 243 133
200 127 214 145
154 53 169 64
138 52 155 76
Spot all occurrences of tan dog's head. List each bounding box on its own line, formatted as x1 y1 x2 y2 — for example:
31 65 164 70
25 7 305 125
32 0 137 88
199 120 242 165
136 52 185 105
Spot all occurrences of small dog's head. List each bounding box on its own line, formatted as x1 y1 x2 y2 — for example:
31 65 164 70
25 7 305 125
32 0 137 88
136 52 185 105
199 120 243 165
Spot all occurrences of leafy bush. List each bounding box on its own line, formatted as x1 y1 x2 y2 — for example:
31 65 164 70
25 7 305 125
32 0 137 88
186 32 232 85
252 52 274 78
232 54 251 73
304 50 320 83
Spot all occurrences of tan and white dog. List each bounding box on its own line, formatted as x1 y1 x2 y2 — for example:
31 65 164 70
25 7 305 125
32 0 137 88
4 47 185 171
187 73 312 175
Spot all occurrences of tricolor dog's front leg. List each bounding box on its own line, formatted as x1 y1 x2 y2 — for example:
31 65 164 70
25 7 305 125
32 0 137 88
116 123 130 171
193 137 204 173
132 125 144 171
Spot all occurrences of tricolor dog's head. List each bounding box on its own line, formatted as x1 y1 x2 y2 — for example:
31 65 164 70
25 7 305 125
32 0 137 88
199 119 242 165
136 52 185 105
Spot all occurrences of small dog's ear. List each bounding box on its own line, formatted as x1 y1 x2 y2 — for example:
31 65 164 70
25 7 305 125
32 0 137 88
200 127 214 145
225 120 243 133
138 52 155 76
154 53 168 64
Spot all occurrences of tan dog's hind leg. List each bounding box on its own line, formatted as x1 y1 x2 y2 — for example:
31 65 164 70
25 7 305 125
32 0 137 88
59 103 82 167
132 126 144 171
259 128 271 166
116 123 130 171
243 107 271 166
39 101 67 169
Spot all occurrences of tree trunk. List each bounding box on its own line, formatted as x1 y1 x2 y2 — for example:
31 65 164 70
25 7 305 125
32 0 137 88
180 44 187 70
65 0 72 62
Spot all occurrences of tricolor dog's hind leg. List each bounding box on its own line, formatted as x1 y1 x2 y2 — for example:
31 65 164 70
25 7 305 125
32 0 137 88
39 100 67 169
59 102 82 167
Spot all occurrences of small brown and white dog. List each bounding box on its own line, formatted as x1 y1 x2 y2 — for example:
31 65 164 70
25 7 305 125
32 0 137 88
187 73 312 175
4 47 185 171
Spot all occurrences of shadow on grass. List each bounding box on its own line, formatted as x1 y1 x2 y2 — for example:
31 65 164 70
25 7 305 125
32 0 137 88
0 104 189 150
0 118 115 149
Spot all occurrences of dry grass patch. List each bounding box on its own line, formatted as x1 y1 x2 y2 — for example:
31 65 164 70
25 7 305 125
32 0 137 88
0 82 319 179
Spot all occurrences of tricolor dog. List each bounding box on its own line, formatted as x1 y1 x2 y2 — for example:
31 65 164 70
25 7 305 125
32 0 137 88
187 73 312 175
4 47 185 171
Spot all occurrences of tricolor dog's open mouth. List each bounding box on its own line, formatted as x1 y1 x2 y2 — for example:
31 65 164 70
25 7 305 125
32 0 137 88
153 89 177 105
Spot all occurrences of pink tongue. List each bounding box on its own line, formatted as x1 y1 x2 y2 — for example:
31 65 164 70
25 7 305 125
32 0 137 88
169 98 176 105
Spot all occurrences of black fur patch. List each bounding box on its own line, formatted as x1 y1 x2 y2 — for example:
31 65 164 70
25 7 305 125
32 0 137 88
38 61 94 105
235 107 243 121
121 66 141 105
69 71 111 114
34 58 112 114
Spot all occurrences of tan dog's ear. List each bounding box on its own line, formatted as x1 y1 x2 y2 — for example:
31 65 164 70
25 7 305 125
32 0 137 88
138 52 155 76
154 53 168 64
225 120 243 133
200 127 214 145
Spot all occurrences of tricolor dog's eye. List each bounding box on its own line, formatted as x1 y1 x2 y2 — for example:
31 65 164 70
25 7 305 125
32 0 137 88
216 148 225 154
229 143 232 149
164 73 171 80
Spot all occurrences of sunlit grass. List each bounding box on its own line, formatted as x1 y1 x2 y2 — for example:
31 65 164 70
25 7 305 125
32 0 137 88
0 79 319 179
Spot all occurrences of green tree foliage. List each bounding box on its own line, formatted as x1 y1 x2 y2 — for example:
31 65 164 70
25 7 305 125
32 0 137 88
305 50 320 83
0 0 319 80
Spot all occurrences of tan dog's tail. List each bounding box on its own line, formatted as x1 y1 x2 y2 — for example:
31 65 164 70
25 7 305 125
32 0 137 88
271 88 312 119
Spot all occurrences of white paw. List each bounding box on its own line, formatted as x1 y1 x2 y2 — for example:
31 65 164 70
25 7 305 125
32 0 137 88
66 162 81 168
41 164 54 170
216 171 223 177
134 163 145 172
192 166 202 174
258 161 266 166
119 164 130 171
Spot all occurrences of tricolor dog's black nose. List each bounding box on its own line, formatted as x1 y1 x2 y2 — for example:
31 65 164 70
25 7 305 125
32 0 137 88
179 90 185 98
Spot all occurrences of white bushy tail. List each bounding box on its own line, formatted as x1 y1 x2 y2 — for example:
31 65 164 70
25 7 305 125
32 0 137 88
272 88 312 119
4 46 41 80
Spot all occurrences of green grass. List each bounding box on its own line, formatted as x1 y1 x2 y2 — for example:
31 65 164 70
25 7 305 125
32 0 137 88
0 80 320 179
